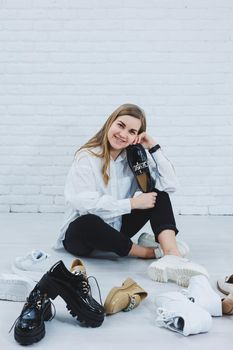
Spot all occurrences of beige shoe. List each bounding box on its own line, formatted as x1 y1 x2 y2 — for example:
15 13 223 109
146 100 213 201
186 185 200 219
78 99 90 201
217 274 233 295
104 277 148 315
222 292 233 315
70 258 86 276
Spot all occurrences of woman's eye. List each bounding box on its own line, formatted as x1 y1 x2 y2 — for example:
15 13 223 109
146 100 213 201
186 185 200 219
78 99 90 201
118 123 124 128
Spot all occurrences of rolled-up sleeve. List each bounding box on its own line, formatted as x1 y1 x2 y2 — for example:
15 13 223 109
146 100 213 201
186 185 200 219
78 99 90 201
148 149 179 193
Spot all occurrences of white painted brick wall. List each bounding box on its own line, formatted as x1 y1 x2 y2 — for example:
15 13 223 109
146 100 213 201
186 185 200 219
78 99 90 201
0 0 233 214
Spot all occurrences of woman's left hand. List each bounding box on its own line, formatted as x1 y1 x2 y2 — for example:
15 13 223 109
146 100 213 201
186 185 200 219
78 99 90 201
133 132 156 150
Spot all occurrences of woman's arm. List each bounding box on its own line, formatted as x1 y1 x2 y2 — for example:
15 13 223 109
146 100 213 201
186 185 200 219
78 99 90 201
64 155 132 221
148 148 179 192
133 131 179 192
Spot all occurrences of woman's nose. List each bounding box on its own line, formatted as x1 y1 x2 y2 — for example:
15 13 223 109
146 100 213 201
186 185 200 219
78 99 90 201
119 131 127 140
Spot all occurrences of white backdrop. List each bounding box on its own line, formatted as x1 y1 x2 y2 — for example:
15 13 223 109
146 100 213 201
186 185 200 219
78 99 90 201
0 0 233 214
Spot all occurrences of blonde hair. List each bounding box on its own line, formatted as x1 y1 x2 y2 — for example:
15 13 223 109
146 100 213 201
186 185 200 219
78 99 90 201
76 103 147 185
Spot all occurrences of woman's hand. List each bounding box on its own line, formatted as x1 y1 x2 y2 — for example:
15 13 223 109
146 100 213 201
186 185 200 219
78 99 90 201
130 192 157 210
132 132 156 150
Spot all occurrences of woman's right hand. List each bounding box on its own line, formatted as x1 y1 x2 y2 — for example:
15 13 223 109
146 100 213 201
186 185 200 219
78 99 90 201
130 192 157 210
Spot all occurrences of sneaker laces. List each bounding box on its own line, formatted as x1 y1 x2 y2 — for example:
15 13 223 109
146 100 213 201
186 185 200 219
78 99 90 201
156 307 179 328
73 271 103 306
88 275 103 306
181 289 195 303
72 270 90 295
30 250 50 262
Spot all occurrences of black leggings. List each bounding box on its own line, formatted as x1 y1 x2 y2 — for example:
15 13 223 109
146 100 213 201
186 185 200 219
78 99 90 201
63 190 178 257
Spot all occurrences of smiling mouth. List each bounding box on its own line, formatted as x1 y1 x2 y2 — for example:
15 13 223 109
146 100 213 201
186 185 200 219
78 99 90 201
114 136 126 143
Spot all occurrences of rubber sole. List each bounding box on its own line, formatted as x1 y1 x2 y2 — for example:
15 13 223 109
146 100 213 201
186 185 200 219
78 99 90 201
11 264 44 282
39 274 104 327
0 275 34 302
148 264 206 288
14 300 52 345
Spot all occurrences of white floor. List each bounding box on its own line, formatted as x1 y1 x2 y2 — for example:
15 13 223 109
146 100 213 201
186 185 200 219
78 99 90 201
0 213 232 349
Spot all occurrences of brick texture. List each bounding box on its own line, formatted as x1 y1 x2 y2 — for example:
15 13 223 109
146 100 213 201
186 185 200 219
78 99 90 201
0 0 233 214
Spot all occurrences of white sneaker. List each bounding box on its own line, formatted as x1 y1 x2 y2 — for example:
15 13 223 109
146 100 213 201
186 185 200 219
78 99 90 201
138 232 190 257
155 291 212 336
147 255 209 287
184 275 222 316
12 249 51 282
0 273 34 302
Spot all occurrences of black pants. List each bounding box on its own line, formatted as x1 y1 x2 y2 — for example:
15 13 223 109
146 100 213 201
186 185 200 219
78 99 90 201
63 190 178 257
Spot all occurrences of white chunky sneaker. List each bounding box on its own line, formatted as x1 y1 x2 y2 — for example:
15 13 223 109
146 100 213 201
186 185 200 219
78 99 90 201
184 275 222 316
147 255 209 287
138 232 190 258
155 291 212 336
0 273 34 302
12 249 51 282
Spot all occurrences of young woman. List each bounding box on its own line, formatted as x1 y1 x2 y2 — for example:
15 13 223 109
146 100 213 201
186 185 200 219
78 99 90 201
54 103 184 259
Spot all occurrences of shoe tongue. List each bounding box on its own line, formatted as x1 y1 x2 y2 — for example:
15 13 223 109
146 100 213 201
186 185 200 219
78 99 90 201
70 265 86 276
31 250 45 260
28 286 43 302
227 275 233 284
70 258 87 276
173 317 184 330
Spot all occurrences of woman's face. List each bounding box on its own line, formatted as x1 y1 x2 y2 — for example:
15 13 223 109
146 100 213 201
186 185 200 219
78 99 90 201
107 115 141 151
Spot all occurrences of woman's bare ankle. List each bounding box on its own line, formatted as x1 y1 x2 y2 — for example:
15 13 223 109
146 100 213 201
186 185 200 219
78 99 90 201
163 249 181 257
128 244 155 259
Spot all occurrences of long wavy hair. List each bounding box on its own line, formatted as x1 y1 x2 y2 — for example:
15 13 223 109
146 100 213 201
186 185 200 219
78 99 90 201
76 103 147 185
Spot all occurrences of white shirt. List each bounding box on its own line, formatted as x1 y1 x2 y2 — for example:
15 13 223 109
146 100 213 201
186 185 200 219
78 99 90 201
54 146 178 249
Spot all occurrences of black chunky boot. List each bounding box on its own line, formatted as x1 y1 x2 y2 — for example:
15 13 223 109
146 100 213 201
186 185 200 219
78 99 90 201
126 143 155 193
14 285 52 345
38 260 104 327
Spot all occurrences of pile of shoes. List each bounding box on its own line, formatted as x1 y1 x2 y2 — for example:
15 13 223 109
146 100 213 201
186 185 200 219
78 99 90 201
13 258 104 345
2 249 233 342
10 256 148 345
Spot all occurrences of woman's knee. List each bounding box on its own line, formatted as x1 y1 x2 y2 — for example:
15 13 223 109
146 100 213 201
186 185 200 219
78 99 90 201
157 190 169 198
156 190 172 205
63 239 92 257
78 214 104 226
